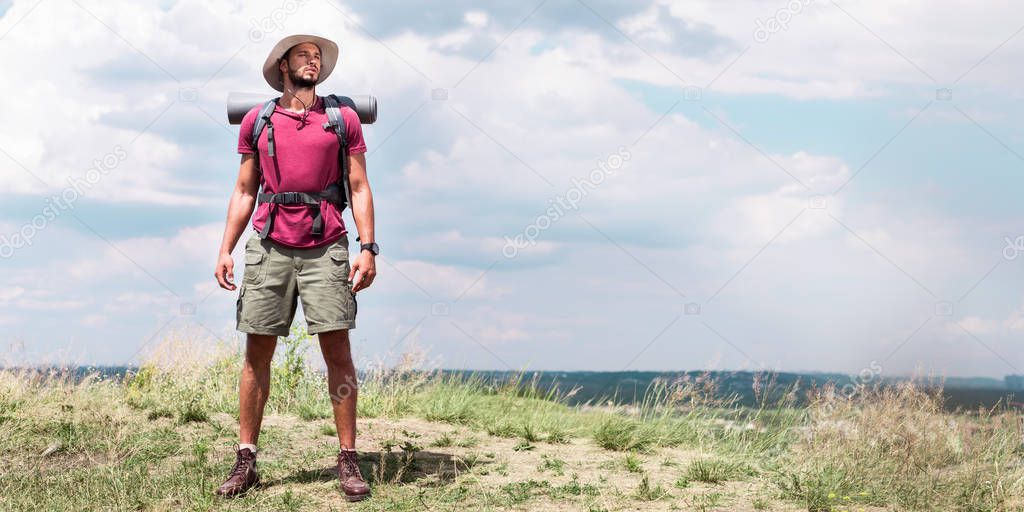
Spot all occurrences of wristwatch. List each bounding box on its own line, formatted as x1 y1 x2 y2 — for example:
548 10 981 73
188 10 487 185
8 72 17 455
360 242 380 256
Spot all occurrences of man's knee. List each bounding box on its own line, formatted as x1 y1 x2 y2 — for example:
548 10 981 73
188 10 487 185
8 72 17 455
319 330 352 367
245 334 277 368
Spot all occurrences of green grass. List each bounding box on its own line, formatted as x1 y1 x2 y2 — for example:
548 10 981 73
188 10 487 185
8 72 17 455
683 458 747 484
538 454 566 475
1 329 1022 511
622 453 644 473
634 473 669 501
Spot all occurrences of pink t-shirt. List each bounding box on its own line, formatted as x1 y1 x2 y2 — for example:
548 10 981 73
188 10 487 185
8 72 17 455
237 95 367 248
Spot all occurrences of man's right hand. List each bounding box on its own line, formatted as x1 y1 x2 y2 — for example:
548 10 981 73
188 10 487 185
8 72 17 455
215 253 236 290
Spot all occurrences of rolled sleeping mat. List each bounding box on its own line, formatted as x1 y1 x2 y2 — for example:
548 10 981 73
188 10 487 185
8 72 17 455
226 92 377 125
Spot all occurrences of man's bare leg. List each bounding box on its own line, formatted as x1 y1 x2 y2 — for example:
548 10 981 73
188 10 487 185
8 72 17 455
216 333 277 497
240 334 278 445
319 329 357 449
319 329 370 500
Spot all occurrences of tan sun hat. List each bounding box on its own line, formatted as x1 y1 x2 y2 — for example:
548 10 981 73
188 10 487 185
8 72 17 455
262 34 339 92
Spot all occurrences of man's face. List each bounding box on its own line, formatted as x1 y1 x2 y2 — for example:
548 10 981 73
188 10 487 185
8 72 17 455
281 42 321 88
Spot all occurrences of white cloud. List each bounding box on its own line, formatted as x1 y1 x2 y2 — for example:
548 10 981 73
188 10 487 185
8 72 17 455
382 258 503 300
0 286 25 302
668 0 1024 98
463 11 488 29
951 301 1024 337
2 0 1022 376
67 222 223 281
15 298 89 311
81 314 108 327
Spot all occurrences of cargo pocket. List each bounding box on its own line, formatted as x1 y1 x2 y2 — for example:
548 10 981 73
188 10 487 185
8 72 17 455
328 249 350 283
244 251 267 286
235 285 245 326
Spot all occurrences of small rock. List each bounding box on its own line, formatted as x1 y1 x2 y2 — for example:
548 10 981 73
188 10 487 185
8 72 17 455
40 441 61 457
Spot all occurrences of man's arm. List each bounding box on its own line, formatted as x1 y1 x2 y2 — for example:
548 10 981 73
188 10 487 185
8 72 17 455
346 152 376 292
215 154 260 291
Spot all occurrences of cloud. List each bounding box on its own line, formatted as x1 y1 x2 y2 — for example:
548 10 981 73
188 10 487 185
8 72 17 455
15 298 90 311
951 301 1024 337
0 286 25 302
381 258 504 300
2 0 1022 376
619 3 737 58
338 1 657 40
81 314 109 327
66 222 223 281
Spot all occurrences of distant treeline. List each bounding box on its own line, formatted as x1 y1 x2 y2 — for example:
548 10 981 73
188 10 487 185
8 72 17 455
453 370 855 408
433 370 1021 411
12 366 1020 412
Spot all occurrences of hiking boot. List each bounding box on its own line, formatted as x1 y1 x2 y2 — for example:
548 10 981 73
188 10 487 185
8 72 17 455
215 446 260 497
337 448 370 501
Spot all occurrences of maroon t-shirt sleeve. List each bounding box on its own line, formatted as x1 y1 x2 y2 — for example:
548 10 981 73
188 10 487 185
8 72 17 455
237 106 259 155
342 107 367 154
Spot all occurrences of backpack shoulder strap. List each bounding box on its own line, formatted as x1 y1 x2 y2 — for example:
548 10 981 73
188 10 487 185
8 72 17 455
252 98 279 157
322 94 348 147
322 94 352 213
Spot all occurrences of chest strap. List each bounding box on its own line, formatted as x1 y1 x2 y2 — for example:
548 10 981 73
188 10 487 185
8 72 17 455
257 183 344 239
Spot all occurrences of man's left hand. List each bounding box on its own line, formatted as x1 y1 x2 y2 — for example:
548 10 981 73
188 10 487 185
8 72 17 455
349 250 376 292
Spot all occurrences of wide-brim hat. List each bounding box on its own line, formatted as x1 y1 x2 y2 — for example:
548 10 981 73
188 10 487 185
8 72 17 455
262 34 339 92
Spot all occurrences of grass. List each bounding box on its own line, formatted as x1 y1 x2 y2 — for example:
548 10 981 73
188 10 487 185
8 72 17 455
2 327 1024 510
623 452 644 473
683 458 747 484
634 472 670 501
538 454 566 475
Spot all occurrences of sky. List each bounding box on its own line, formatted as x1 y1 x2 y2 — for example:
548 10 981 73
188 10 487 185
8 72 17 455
0 0 1022 377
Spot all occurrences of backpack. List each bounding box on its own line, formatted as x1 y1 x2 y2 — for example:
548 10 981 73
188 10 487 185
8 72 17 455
249 94 352 240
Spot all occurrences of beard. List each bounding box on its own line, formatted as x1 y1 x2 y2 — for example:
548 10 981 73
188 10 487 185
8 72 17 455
287 67 318 88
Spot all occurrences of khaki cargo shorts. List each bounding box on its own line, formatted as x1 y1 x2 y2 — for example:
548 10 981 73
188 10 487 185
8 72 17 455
236 231 357 336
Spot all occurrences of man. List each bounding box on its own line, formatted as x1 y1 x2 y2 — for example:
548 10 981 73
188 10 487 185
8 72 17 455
213 34 378 502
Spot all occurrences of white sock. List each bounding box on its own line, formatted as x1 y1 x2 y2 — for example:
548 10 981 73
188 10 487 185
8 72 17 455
239 443 258 454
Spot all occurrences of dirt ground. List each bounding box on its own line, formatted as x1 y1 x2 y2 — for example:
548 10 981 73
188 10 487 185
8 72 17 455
197 413 827 511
